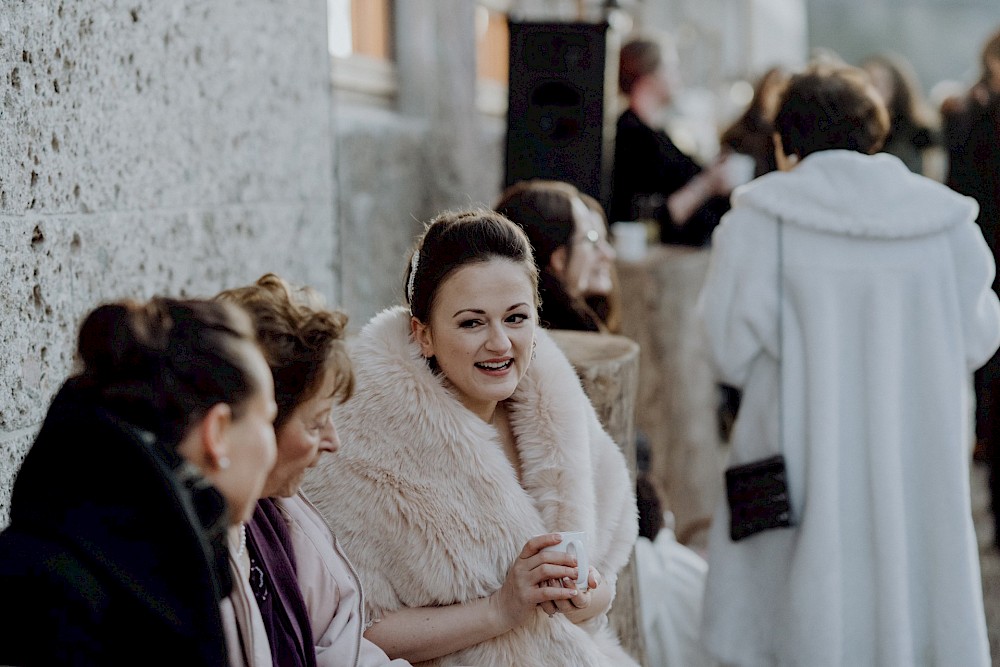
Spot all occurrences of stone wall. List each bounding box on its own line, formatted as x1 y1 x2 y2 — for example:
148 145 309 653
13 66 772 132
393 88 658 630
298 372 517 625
0 0 336 526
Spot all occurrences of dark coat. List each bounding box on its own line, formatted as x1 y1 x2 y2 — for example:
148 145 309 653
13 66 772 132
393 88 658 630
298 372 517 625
609 109 730 247
945 88 1000 260
0 383 232 666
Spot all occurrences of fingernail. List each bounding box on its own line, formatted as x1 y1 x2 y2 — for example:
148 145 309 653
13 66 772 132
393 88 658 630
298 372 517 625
570 589 578 596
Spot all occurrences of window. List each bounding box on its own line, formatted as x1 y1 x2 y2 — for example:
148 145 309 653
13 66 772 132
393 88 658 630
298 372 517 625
328 0 396 104
476 5 509 115
476 7 509 84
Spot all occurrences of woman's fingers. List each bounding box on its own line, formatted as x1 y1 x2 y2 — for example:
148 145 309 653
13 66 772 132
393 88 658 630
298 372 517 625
518 533 563 559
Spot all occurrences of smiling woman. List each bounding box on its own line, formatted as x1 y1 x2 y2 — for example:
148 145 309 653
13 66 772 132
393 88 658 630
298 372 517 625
303 209 639 666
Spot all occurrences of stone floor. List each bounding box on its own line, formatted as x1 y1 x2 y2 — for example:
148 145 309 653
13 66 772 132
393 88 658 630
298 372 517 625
972 461 999 665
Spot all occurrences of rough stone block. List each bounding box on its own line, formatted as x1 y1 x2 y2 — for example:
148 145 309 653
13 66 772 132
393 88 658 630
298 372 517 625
0 430 37 530
1 0 333 218
0 218 82 432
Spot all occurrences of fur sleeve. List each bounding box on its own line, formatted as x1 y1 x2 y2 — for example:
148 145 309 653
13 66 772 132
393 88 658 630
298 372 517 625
585 404 638 593
697 211 777 388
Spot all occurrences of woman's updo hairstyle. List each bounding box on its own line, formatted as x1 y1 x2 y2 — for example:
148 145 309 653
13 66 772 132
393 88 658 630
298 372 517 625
495 179 581 273
773 63 890 160
405 208 539 324
74 298 260 448
216 273 353 429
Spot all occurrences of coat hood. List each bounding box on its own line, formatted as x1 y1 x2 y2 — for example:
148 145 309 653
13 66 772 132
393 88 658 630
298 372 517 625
733 150 978 239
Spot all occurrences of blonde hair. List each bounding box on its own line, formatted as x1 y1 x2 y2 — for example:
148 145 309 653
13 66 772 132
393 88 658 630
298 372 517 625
217 274 353 427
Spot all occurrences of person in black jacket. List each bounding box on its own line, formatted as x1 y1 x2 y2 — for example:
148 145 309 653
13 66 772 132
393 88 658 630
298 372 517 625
0 297 278 666
609 37 734 246
942 26 1000 548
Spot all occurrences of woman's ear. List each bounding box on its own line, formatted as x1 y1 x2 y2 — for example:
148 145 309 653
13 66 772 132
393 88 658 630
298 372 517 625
410 316 434 359
200 403 234 472
773 132 798 172
549 246 569 280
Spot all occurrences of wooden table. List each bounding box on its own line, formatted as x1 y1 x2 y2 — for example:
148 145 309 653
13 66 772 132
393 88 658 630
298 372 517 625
615 244 727 549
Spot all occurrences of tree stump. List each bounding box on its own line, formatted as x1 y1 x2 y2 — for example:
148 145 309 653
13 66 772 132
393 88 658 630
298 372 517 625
615 245 726 549
549 329 648 667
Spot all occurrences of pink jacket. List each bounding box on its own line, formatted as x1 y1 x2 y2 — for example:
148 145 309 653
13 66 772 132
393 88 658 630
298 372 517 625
279 493 412 667
223 494 410 667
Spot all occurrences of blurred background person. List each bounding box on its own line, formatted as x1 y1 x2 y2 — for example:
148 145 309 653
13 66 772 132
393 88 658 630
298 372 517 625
699 63 998 666
720 66 789 179
861 52 942 177
496 179 618 332
610 37 735 247
942 26 1000 550
0 298 278 666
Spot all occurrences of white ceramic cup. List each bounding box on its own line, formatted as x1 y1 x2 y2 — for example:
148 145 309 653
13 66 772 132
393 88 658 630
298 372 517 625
611 221 647 263
540 530 589 590
723 152 757 188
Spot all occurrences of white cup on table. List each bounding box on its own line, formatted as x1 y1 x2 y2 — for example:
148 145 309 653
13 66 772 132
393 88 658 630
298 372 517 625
611 222 647 263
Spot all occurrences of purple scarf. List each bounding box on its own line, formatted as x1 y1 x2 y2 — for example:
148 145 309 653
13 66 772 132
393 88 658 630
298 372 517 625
245 498 317 667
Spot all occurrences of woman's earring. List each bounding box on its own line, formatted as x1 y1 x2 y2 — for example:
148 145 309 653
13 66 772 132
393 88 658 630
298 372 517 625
218 456 231 470
531 340 537 361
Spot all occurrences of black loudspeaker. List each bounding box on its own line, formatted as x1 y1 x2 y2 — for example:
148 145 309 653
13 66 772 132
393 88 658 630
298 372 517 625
505 22 608 202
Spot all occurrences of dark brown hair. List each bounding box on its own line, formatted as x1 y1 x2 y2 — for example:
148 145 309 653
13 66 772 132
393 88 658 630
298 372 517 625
216 274 353 429
495 179 581 271
404 209 539 324
860 53 934 136
619 39 662 95
773 64 890 160
74 298 260 448
980 27 1000 85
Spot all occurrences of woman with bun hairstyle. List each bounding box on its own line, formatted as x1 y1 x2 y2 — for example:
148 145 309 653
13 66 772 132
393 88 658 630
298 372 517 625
304 210 638 666
217 274 411 667
0 298 278 666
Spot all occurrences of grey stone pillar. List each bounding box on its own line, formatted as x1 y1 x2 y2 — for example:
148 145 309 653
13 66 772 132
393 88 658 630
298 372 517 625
549 329 648 667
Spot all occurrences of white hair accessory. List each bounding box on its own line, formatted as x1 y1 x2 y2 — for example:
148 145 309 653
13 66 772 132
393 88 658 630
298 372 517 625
407 248 420 304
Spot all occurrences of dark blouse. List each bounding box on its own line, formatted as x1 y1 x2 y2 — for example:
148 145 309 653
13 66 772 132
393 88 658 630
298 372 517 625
610 109 729 247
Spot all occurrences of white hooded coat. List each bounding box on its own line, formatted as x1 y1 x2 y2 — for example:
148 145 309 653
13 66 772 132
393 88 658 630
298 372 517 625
698 150 999 667
302 307 638 667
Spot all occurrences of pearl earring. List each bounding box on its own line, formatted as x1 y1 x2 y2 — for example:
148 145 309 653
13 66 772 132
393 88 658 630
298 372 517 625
218 456 231 470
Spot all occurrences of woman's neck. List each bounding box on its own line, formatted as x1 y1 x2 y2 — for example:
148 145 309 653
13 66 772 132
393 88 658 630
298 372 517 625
629 90 664 127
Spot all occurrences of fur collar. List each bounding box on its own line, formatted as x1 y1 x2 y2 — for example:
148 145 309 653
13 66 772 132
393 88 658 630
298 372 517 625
305 307 638 665
733 150 978 239
345 306 598 537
